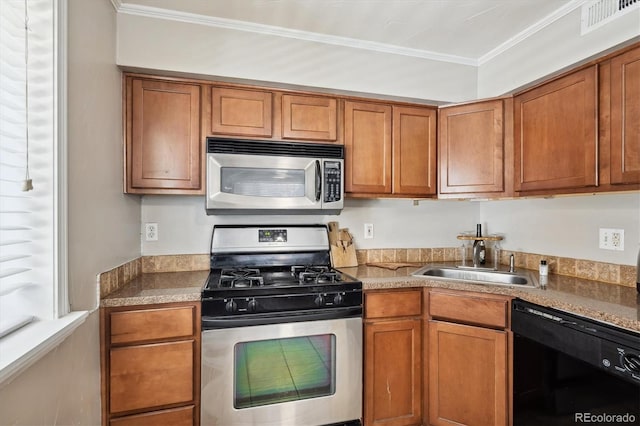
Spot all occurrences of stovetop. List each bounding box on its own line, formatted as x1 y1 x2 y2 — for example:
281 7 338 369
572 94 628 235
205 265 356 290
201 225 363 322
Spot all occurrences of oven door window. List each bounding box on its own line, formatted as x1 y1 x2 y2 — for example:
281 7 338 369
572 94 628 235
221 167 305 197
234 334 336 409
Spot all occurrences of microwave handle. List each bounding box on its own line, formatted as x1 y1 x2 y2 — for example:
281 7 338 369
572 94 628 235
315 160 322 202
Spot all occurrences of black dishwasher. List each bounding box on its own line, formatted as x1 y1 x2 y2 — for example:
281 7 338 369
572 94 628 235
512 299 639 426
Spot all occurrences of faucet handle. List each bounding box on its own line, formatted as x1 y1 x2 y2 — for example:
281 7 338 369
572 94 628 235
509 254 515 273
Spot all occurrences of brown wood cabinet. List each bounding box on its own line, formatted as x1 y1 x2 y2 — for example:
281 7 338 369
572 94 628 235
514 66 598 193
281 94 338 142
210 86 273 137
345 101 393 194
610 46 640 185
100 302 201 426
438 99 513 197
364 289 423 426
393 106 437 196
427 290 511 426
345 101 437 197
124 76 204 194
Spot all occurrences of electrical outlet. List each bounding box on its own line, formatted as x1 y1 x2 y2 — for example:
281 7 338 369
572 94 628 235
145 223 158 241
599 228 624 251
364 223 374 239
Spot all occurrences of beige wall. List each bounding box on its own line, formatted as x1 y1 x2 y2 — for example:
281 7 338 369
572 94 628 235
0 0 140 424
478 7 640 97
116 13 478 103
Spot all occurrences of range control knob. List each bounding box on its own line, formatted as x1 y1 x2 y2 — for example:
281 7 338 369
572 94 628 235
225 300 237 313
314 294 325 307
333 293 344 305
622 353 640 373
247 298 258 313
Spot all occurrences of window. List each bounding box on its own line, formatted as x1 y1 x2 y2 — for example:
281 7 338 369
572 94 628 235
0 0 86 384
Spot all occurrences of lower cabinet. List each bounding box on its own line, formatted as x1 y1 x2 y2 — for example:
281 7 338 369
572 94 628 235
363 288 512 426
427 289 511 426
428 321 508 426
364 289 423 426
100 302 201 426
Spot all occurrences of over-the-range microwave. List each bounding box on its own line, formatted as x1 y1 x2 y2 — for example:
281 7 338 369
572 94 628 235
205 137 344 215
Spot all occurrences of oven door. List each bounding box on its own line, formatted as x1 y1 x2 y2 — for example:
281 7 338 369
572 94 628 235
207 152 339 214
201 317 362 426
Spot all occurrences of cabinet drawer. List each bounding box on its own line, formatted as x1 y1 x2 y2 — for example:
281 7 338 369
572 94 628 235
110 341 195 413
110 306 195 344
365 290 422 319
429 290 509 329
110 405 195 426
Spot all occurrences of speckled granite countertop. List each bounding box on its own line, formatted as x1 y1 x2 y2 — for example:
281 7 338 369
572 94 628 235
100 264 639 333
100 270 208 307
340 264 639 333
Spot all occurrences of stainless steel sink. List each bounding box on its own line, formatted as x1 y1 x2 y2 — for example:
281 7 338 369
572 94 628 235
412 265 537 287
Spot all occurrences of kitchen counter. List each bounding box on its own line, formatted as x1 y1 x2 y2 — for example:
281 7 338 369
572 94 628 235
100 270 208 307
340 264 639 333
99 264 639 333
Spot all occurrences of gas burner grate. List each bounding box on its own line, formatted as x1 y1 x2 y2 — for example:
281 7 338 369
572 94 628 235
292 265 342 285
220 268 264 288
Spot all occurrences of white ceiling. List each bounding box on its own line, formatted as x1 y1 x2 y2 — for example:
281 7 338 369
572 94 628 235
115 0 584 65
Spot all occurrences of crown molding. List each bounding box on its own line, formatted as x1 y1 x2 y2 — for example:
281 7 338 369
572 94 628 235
109 0 121 12
114 1 587 68
115 3 479 66
478 0 587 65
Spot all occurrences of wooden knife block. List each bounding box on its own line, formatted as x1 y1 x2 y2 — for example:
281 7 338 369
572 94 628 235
328 222 358 268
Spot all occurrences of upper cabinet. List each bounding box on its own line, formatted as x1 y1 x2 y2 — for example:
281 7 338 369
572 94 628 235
438 99 512 198
609 46 640 185
210 87 273 137
281 94 338 142
209 87 340 143
393 106 437 196
514 66 598 193
123 43 639 197
344 101 393 194
124 76 204 194
344 101 437 197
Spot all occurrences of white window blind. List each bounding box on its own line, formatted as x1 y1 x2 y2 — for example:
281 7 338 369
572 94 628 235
0 0 57 338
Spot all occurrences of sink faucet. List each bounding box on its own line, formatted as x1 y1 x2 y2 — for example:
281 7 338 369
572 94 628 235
509 254 515 273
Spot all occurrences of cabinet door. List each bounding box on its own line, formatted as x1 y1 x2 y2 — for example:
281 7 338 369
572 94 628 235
127 78 202 193
282 94 338 141
211 87 273 137
345 101 392 194
393 106 437 196
610 47 640 184
364 319 422 426
514 66 598 192
439 100 505 195
110 340 195 414
428 320 508 426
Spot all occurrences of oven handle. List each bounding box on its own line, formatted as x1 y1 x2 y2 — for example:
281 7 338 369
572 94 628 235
202 306 362 330
315 160 322 202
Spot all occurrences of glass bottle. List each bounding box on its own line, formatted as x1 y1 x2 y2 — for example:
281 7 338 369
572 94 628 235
472 224 486 266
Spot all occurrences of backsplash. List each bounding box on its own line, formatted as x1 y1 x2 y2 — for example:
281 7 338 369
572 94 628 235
99 249 637 298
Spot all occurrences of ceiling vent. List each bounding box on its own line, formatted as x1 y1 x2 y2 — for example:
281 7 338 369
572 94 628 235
581 0 639 34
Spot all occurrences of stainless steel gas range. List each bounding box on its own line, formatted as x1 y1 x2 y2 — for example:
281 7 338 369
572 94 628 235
200 225 363 426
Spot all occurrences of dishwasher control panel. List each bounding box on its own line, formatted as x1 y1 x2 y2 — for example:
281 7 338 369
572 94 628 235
601 344 640 383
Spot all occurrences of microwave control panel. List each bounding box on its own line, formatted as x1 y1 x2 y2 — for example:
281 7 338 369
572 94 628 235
324 161 342 203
